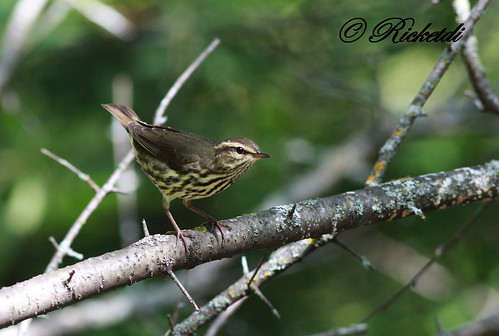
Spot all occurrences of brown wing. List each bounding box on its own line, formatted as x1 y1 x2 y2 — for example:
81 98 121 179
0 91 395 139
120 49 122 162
128 121 216 172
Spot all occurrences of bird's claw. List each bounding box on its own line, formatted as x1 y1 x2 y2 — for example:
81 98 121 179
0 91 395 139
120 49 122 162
202 219 228 242
165 230 194 254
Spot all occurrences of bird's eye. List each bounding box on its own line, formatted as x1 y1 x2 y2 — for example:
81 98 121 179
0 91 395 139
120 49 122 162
235 147 245 154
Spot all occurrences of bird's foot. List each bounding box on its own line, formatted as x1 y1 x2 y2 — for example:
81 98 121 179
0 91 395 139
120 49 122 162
165 229 194 254
202 218 229 242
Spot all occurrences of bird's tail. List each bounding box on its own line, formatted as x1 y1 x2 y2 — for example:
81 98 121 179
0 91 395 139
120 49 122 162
102 104 141 128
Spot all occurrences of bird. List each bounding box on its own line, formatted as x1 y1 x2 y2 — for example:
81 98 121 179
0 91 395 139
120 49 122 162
102 104 270 252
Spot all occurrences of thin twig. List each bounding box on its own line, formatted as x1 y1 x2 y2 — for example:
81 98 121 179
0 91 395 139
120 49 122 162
170 271 191 326
306 323 368 336
243 254 280 318
361 202 491 323
49 236 83 261
453 0 499 115
241 255 250 274
248 250 270 288
153 38 221 125
142 219 150 237
332 238 375 271
166 238 328 335
243 253 280 319
205 298 247 336
461 38 499 113
65 0 134 40
254 287 280 319
365 0 491 187
193 254 278 336
167 314 175 331
45 149 136 273
41 148 101 193
166 269 199 312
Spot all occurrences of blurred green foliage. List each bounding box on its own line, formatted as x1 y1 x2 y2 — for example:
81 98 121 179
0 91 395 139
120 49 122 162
0 0 498 335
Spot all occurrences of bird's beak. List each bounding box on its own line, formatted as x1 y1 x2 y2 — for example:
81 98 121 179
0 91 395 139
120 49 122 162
252 152 271 159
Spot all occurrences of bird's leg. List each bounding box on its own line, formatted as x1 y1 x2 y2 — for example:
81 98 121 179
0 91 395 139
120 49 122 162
182 199 225 241
164 206 191 254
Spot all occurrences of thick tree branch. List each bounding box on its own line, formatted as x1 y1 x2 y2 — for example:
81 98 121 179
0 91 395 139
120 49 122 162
1 160 498 328
167 192 495 335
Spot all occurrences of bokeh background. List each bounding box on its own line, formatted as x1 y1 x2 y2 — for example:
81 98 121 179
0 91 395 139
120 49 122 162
0 1 498 335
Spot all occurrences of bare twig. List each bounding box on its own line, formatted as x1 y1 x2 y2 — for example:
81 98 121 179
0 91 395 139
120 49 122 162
167 314 176 331
306 323 368 336
202 257 251 335
204 254 279 336
205 298 247 336
142 219 150 237
247 250 270 288
241 255 250 274
332 238 375 271
166 270 199 312
153 38 221 125
49 236 83 261
45 149 136 273
62 270 76 288
166 238 329 335
365 0 491 187
453 0 499 115
243 254 280 319
461 38 499 114
41 148 101 193
254 288 280 319
356 231 456 300
361 202 491 323
64 0 134 40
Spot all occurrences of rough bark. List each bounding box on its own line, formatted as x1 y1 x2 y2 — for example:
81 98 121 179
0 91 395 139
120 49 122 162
1 160 497 328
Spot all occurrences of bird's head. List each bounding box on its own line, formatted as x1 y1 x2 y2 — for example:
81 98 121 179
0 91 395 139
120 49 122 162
214 137 270 173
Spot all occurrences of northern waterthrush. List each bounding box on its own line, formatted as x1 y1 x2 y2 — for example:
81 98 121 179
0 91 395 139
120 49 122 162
103 104 270 251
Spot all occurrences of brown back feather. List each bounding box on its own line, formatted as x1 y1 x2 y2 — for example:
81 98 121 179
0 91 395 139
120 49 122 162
103 104 216 172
